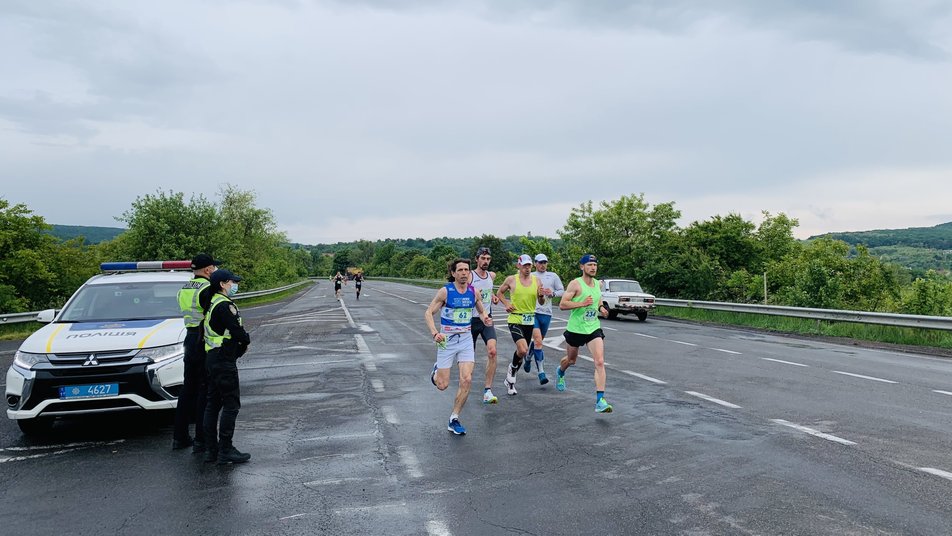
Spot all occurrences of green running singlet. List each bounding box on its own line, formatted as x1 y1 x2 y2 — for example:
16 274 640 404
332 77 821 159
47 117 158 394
566 277 601 335
507 274 539 326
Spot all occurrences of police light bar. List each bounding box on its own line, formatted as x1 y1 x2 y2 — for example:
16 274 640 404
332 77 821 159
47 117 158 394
100 261 193 271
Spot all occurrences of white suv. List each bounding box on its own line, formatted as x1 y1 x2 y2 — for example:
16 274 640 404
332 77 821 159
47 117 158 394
600 279 655 322
5 262 190 435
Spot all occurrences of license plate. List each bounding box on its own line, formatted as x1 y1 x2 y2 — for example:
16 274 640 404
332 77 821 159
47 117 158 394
59 383 119 399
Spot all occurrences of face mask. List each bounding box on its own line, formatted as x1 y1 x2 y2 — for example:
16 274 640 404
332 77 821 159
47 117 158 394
227 283 238 297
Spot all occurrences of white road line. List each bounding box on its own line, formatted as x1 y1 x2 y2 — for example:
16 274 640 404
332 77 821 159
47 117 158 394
334 503 407 514
260 317 347 327
635 333 658 339
241 359 353 371
832 371 897 384
762 357 808 367
684 391 742 409
711 348 742 355
303 477 372 487
295 432 378 442
382 406 400 425
770 419 856 446
398 446 423 478
279 513 308 520
919 467 952 481
371 288 421 304
371 379 384 392
0 440 124 452
620 370 667 384
932 390 952 397
601 326 618 331
0 447 88 464
669 340 697 347
364 361 377 371
426 519 453 536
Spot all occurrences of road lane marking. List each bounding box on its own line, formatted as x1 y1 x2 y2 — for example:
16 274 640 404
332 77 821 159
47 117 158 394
398 446 423 478
426 519 453 536
382 406 400 424
279 513 308 520
601 326 618 331
620 370 667 384
711 348 742 355
635 333 657 339
371 288 421 304
335 503 408 514
832 371 897 384
303 477 372 487
685 391 741 409
371 379 384 392
295 432 378 442
260 317 348 327
770 419 856 446
669 340 697 347
762 358 808 367
919 467 952 481
932 390 952 397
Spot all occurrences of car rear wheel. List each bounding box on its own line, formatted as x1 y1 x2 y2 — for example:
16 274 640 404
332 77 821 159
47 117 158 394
17 417 55 436
636 311 648 322
605 305 618 320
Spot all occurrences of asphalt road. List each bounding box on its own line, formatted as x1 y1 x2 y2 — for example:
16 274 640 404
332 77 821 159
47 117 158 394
2 280 952 535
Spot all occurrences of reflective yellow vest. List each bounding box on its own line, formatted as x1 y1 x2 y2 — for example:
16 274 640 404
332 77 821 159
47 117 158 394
178 277 210 328
204 293 241 351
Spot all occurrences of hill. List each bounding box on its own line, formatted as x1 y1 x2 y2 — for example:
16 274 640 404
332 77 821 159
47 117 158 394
811 222 952 274
811 222 952 249
47 224 125 244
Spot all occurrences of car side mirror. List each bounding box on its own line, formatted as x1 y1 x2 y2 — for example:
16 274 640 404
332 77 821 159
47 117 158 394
36 309 56 323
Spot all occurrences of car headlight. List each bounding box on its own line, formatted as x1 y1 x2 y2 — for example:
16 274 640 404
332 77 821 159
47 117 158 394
137 343 185 363
13 350 50 369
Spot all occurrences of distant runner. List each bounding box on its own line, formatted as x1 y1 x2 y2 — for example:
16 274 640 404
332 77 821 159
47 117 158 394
424 258 492 435
333 272 344 299
354 272 364 300
495 254 545 396
555 254 613 413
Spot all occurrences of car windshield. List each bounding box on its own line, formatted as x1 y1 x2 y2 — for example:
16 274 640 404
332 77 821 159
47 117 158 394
608 281 644 293
59 282 184 322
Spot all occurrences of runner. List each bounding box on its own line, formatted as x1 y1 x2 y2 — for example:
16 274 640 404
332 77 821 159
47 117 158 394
333 271 344 299
468 246 500 404
424 258 493 435
354 272 364 300
524 253 564 385
495 254 545 396
555 254 613 413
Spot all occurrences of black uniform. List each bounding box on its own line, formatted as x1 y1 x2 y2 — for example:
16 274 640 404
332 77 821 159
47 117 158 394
172 279 214 449
355 273 363 299
203 294 250 462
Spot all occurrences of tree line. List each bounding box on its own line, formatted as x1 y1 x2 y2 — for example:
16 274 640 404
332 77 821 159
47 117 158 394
4 191 952 317
0 186 310 313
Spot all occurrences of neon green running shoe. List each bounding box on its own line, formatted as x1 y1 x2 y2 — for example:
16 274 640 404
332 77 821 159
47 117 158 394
556 372 566 392
595 398 613 413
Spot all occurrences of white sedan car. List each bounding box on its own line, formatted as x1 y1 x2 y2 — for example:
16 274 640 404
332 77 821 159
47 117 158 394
600 278 656 322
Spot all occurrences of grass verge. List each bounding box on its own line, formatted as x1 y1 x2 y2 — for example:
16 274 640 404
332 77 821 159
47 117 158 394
237 281 315 307
655 306 952 350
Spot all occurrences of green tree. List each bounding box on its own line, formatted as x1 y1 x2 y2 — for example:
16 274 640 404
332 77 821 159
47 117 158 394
115 190 221 261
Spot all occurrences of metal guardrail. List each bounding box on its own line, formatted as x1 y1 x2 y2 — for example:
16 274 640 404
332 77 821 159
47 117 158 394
369 278 952 332
0 279 313 325
655 299 952 331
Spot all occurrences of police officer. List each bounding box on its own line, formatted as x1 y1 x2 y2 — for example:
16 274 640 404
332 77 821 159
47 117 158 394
203 269 252 464
172 253 221 451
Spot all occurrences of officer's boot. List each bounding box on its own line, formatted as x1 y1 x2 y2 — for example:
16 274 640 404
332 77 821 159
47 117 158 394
203 441 218 463
217 445 251 465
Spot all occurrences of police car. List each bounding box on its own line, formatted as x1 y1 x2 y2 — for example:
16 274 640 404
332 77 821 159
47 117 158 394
5 261 192 435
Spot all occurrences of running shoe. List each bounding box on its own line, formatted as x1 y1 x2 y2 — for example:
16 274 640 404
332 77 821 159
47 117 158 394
505 379 518 396
483 390 498 404
538 372 549 385
556 372 565 392
447 418 466 435
595 398 613 413
505 366 516 385
430 363 438 387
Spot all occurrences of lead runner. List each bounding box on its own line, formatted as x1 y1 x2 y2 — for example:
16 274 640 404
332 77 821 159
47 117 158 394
555 254 613 413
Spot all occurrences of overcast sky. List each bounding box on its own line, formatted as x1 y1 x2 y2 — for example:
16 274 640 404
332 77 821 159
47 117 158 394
2 0 951 244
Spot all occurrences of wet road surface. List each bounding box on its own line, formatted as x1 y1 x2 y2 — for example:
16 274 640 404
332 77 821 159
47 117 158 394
2 281 952 535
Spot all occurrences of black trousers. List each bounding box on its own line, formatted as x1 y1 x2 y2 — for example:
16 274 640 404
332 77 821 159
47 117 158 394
173 328 207 443
204 349 241 450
